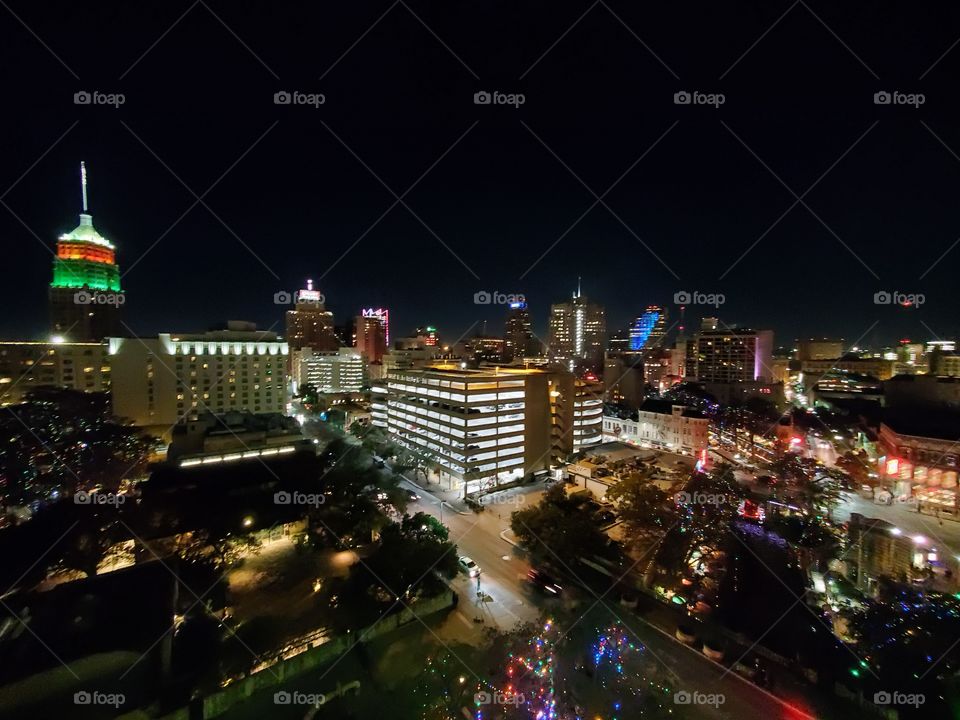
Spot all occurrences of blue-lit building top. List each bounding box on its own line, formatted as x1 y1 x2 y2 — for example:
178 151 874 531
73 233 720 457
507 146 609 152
629 308 661 351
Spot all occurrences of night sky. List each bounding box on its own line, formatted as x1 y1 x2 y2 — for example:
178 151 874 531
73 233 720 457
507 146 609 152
2 2 959 349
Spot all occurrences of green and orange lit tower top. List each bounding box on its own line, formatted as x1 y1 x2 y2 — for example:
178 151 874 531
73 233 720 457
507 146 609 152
50 162 121 293
49 163 124 341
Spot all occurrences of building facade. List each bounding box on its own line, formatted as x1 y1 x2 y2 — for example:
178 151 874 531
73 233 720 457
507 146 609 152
878 414 960 518
292 347 364 394
108 323 288 434
796 338 844 361
504 302 540 359
602 401 709 455
372 365 601 496
284 279 338 352
628 305 668 351
685 326 773 383
355 310 388 363
0 341 110 406
547 287 606 372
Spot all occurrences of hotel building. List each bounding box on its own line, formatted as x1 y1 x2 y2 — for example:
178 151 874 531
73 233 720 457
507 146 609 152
685 326 773 383
108 322 288 435
372 365 602 497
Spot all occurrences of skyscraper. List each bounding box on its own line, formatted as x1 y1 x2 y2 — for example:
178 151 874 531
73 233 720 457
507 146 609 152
504 301 539 360
355 309 388 363
285 279 338 351
49 163 124 341
547 283 605 372
628 305 668 351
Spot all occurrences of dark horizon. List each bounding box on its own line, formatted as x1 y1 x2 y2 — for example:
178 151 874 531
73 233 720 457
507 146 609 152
2 2 960 349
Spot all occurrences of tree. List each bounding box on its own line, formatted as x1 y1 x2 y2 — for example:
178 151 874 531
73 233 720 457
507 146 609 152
605 474 674 543
356 512 458 601
673 463 746 565
511 485 615 566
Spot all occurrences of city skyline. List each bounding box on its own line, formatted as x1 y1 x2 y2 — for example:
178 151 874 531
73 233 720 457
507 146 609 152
3 4 960 719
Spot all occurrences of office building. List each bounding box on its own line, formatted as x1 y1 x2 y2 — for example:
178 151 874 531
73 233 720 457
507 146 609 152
49 163 124 342
603 354 645 408
292 347 365 394
285 279 338 351
371 365 601 496
547 284 606 372
504 302 540 359
355 309 388 363
628 305 668 351
0 340 110 406
108 322 288 435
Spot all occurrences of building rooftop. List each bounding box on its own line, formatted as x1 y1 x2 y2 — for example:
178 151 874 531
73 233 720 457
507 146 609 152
882 409 960 441
58 212 114 249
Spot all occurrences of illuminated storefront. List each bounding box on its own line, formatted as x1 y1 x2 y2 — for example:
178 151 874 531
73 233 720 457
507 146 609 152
878 420 960 516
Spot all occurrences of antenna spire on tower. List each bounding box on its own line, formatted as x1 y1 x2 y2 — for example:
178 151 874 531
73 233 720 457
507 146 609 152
80 161 88 212
576 276 582 298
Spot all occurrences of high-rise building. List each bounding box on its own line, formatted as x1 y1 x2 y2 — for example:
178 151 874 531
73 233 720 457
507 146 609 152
355 310 388 363
285 279 338 351
504 302 540 360
107 322 288 435
685 325 774 383
547 285 605 372
371 365 601 497
49 163 124 342
628 306 668 351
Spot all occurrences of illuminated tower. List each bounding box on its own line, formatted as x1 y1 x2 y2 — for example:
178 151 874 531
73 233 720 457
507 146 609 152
547 281 605 373
285 279 338 351
628 305 669 351
49 163 124 341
